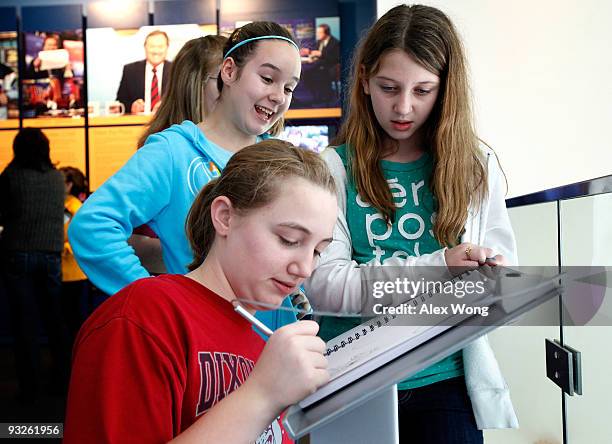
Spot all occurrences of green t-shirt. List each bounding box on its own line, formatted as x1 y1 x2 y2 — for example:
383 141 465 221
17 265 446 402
319 144 463 390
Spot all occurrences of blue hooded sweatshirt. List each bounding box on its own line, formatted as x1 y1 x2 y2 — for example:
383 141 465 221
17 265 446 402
69 120 296 330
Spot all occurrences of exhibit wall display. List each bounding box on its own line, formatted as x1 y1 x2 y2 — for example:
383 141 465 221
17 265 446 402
22 30 84 119
86 24 216 116
0 0 350 191
0 32 18 123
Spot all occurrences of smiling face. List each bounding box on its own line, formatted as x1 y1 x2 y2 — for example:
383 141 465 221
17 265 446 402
219 177 336 310
144 33 169 67
220 40 301 136
363 49 440 151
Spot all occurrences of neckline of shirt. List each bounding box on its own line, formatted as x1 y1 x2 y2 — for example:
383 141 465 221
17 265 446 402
380 151 431 172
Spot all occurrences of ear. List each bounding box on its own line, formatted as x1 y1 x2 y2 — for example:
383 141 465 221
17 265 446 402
210 196 233 237
360 64 370 95
220 57 238 85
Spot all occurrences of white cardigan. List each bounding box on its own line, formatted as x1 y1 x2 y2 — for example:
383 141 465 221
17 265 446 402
305 147 519 429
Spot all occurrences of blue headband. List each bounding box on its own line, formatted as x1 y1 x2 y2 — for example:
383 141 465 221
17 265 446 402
224 35 299 59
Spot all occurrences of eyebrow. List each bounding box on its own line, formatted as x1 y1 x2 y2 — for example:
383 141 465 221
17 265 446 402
260 63 300 83
278 222 333 243
375 76 438 85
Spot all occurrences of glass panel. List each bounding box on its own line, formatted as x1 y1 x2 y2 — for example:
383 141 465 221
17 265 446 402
561 193 612 443
484 202 562 443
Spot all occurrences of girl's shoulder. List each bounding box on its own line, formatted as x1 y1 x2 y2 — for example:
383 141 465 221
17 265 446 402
142 120 199 146
321 145 348 179
334 143 349 162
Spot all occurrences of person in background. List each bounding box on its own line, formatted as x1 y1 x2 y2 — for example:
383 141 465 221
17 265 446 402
136 35 227 148
310 24 340 66
301 23 340 105
0 128 70 403
25 34 70 81
129 35 227 271
116 30 173 114
64 140 337 443
59 166 89 347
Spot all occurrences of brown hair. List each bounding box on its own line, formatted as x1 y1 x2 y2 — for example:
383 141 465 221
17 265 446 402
144 30 169 46
186 140 336 270
336 4 488 247
318 24 331 37
60 166 88 197
11 127 54 171
137 35 227 147
219 22 299 137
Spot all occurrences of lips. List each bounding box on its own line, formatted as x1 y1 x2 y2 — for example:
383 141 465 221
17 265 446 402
271 278 298 295
254 104 275 122
391 120 413 131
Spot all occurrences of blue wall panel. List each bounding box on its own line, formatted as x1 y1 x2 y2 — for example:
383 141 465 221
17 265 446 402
154 0 216 25
22 5 82 32
0 7 17 32
221 0 338 23
338 0 376 109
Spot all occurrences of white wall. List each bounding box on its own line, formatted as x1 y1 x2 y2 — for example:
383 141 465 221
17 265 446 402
377 0 612 198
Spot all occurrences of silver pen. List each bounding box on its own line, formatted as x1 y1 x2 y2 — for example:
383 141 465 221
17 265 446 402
233 303 274 337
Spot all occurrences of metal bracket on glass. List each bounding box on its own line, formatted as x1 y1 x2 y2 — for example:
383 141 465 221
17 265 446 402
545 339 582 396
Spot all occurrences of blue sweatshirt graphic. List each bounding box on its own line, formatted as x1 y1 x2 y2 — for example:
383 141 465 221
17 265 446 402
69 120 296 330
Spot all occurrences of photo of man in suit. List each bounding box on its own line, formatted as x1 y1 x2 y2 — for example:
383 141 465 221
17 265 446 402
301 23 340 107
310 24 340 71
116 30 172 114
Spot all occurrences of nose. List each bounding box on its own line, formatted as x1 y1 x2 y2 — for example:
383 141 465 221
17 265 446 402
268 84 286 106
393 90 413 116
287 255 314 280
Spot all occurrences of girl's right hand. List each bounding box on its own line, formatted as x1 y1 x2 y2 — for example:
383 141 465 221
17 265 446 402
444 242 503 268
246 320 329 414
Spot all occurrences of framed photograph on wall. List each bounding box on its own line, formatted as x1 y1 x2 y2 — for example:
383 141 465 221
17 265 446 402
0 31 18 122
86 24 216 117
21 30 84 119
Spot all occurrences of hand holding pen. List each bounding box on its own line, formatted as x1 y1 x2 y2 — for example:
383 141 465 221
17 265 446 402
233 302 329 412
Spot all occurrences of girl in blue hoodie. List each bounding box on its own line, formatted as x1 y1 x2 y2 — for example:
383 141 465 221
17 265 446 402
69 22 302 330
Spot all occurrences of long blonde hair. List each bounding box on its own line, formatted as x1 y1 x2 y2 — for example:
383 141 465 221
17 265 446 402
137 35 227 147
336 4 487 247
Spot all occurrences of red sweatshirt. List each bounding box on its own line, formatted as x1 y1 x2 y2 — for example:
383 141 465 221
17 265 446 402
64 274 292 443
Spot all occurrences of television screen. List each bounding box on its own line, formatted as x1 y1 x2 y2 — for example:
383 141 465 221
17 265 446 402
22 30 84 118
278 125 329 153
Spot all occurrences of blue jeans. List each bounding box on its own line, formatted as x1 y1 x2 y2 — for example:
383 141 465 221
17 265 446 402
3 251 70 400
398 377 483 443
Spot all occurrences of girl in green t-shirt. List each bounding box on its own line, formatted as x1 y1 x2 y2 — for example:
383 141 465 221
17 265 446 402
306 4 518 443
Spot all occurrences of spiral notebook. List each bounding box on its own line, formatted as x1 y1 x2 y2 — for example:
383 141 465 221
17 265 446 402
299 266 556 408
